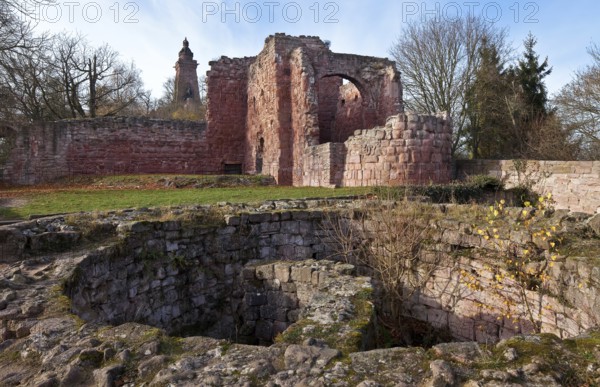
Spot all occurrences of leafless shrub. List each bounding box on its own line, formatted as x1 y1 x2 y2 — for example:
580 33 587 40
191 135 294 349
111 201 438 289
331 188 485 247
323 197 441 337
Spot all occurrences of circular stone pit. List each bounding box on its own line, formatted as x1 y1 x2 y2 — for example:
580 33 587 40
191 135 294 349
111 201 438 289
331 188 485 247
65 249 375 350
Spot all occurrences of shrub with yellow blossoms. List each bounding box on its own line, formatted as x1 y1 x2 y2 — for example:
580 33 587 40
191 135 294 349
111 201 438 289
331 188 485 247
460 192 562 333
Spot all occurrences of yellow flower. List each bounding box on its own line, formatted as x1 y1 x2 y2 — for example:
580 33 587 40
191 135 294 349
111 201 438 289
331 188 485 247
546 193 552 199
550 242 556 248
500 200 506 205
524 201 531 207
539 196 545 203
522 210 528 216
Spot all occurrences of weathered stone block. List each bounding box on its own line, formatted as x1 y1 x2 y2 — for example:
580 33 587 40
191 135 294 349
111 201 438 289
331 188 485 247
259 305 287 321
267 291 298 309
245 293 268 308
256 264 274 280
427 309 448 329
274 264 291 283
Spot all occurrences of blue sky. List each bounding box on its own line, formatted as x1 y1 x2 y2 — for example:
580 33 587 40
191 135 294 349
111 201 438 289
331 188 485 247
31 0 599 99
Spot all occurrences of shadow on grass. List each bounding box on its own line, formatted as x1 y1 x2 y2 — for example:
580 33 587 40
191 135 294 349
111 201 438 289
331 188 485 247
0 207 24 221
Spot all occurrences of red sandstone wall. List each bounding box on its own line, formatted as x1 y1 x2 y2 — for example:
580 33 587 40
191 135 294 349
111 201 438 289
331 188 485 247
343 113 452 186
0 118 209 185
290 48 320 186
333 83 365 142
2 35 409 187
317 76 343 143
240 34 403 186
456 160 600 214
303 113 453 187
302 143 346 187
245 38 295 184
206 56 254 173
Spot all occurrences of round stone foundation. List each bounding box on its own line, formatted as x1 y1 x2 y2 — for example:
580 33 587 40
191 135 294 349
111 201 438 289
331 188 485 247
65 249 375 347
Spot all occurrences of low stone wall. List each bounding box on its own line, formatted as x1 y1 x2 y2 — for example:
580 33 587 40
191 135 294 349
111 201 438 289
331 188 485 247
456 159 600 214
57 203 350 341
409 228 600 342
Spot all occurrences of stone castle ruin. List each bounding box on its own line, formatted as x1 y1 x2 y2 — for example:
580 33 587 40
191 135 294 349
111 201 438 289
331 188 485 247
201 33 452 186
0 34 453 187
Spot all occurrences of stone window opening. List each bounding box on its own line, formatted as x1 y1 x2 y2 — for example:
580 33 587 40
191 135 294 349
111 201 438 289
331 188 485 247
256 137 264 174
184 83 194 100
224 163 243 175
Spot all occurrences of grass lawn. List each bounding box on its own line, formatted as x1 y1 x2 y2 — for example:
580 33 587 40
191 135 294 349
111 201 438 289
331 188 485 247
0 185 371 220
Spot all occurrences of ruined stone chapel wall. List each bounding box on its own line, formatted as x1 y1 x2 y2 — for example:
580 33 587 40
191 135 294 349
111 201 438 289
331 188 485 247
238 33 404 186
205 56 256 173
0 118 210 185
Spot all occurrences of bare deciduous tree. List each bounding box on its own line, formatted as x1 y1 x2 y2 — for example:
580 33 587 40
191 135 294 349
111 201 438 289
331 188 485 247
0 1 49 55
0 28 148 121
554 43 600 159
389 16 510 156
323 197 441 345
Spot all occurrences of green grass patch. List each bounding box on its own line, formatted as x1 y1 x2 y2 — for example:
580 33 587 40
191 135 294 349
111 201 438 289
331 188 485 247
54 174 276 189
0 186 370 220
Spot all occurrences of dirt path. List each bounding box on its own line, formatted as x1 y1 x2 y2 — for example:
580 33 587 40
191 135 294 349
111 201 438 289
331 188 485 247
0 197 27 208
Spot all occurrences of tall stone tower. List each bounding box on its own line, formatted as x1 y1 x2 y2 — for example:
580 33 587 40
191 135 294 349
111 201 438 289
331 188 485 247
174 38 200 104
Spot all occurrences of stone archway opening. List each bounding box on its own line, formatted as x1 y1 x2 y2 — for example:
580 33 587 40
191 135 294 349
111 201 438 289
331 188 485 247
317 74 366 144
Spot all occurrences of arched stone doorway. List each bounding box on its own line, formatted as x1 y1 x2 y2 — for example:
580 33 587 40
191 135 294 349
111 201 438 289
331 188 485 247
317 75 369 144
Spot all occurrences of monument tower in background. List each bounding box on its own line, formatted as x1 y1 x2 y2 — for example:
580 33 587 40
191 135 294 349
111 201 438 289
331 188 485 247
174 38 200 105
